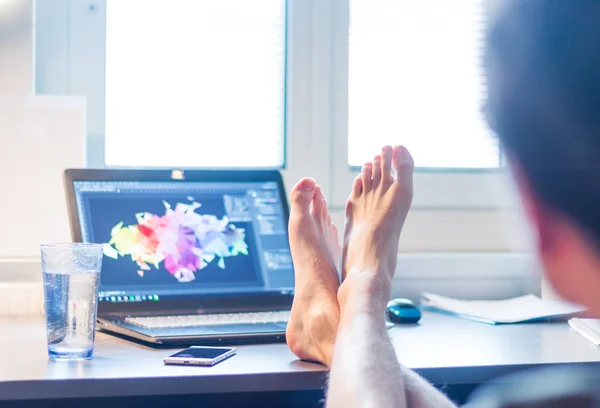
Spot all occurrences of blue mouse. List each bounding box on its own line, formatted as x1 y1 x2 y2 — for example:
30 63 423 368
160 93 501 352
386 298 422 324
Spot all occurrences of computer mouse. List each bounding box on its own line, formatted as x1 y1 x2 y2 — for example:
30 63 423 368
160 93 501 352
386 298 422 324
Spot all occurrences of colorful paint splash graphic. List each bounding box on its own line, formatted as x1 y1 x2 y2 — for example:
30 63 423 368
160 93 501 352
103 201 248 282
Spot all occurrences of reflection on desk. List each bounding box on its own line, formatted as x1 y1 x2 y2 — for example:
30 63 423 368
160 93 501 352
1 312 600 402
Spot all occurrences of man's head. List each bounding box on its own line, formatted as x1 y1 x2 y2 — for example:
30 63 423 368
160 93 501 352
486 0 600 314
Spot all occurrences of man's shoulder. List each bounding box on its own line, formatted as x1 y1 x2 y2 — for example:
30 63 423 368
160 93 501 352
464 366 600 408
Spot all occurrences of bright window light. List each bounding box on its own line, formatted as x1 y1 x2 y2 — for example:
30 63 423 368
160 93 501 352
348 0 498 169
105 0 286 168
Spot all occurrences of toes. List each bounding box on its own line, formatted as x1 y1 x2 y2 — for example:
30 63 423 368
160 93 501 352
290 178 316 214
372 155 382 186
311 186 328 219
381 145 393 183
392 146 415 187
351 176 363 197
361 162 373 191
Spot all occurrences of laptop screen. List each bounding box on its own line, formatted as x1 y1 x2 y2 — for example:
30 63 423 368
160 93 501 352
72 180 294 303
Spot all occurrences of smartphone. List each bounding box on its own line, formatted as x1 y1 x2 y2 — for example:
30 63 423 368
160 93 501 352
164 346 237 366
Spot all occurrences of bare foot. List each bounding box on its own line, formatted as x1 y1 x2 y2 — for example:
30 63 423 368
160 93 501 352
286 178 341 366
339 145 414 313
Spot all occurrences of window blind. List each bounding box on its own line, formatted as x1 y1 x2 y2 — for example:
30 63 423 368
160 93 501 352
348 0 498 169
104 0 286 168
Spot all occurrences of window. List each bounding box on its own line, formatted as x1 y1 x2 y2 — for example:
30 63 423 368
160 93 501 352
348 0 496 169
36 0 521 252
104 0 286 168
329 0 511 208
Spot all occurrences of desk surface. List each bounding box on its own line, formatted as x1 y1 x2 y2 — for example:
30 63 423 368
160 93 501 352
1 312 600 401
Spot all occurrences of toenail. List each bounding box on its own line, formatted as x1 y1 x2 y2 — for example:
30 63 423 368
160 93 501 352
300 179 316 191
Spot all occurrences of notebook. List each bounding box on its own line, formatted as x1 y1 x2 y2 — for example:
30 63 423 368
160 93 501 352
421 292 585 325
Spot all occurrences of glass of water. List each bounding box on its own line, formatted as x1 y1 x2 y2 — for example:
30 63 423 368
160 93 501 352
41 243 103 361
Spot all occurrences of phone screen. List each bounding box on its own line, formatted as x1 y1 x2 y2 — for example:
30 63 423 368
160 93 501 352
169 347 233 360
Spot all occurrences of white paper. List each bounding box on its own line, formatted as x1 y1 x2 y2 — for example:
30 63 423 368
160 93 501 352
421 292 585 324
569 318 600 346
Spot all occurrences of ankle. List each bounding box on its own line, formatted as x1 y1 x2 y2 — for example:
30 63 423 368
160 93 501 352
338 270 392 316
344 249 398 281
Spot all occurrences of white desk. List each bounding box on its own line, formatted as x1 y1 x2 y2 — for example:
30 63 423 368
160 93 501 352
1 312 599 403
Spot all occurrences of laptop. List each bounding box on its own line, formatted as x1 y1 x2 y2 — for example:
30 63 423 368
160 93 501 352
64 169 294 345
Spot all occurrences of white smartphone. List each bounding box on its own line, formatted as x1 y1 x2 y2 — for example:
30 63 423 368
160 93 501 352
164 346 237 367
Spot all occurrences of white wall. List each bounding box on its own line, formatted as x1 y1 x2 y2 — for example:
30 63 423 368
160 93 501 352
0 0 86 259
0 0 86 316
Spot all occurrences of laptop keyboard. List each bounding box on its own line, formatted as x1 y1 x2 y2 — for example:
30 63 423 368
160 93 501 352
124 310 291 329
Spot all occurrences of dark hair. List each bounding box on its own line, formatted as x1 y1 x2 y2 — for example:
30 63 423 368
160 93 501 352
485 0 600 244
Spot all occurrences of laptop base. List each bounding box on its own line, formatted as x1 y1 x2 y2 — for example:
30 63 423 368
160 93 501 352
98 318 288 346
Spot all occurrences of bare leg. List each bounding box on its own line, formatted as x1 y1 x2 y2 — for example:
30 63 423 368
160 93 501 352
286 178 341 366
328 146 456 408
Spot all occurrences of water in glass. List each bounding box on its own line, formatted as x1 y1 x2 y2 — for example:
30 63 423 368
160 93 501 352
41 244 103 360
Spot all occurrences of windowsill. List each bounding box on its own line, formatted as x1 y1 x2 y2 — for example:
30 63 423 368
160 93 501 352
0 252 540 315
395 252 539 278
391 252 541 301
1 252 539 283
0 257 41 283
